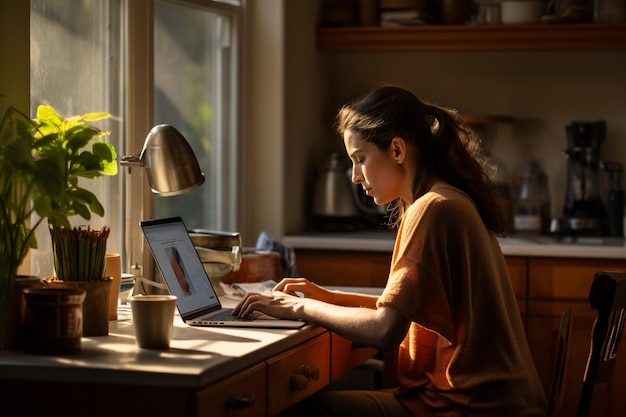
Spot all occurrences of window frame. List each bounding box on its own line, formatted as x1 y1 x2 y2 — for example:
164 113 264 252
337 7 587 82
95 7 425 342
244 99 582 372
26 0 244 280
125 0 244 281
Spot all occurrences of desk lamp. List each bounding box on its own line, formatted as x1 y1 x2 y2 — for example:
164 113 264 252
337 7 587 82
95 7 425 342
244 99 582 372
121 124 205 294
121 124 205 195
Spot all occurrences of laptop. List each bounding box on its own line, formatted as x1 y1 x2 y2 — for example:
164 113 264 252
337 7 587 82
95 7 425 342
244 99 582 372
140 217 305 329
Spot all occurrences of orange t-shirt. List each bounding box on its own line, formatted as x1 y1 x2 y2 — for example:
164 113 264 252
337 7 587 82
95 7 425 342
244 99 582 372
377 184 546 417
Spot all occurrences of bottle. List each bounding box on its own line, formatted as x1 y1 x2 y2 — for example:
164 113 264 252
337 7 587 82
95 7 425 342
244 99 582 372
513 160 551 235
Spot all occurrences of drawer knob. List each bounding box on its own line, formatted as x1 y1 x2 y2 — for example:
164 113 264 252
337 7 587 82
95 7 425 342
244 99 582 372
227 394 255 408
291 364 320 391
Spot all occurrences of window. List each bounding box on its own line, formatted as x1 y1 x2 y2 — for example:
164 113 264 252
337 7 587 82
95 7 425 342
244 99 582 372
153 0 239 232
30 0 125 277
29 0 241 278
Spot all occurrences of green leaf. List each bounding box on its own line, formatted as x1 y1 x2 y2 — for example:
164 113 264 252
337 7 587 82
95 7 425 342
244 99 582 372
71 187 105 218
32 155 65 197
81 112 111 122
65 125 98 155
3 104 117 235
36 105 64 127
71 201 91 220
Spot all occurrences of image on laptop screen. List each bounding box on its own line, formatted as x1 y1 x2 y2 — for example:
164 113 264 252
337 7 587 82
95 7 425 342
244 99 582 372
141 217 221 318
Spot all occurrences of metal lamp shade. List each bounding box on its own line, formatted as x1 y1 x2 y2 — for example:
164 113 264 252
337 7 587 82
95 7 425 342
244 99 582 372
139 125 205 196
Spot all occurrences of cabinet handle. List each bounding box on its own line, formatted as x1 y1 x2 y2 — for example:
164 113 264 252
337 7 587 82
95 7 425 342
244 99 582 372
290 364 320 391
227 394 255 408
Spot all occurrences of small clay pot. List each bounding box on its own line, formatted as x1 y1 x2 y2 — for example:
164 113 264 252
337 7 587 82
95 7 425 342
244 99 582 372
45 278 112 336
22 288 86 354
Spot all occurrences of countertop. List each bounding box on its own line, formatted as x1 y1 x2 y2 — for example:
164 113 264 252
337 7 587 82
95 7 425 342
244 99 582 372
284 231 626 260
0 302 323 388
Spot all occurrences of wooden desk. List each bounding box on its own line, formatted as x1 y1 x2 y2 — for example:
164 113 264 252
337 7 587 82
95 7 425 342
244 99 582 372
0 302 376 417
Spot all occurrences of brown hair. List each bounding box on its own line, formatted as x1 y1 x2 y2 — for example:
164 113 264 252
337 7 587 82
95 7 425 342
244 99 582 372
336 85 509 236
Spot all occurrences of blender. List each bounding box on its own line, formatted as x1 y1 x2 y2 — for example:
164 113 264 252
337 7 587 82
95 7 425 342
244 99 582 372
561 121 608 236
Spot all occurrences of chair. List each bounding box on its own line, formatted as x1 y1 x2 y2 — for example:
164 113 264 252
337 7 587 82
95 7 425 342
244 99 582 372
576 271 626 417
547 307 573 417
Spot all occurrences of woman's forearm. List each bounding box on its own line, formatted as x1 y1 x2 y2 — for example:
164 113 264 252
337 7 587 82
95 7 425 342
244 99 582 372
328 290 378 309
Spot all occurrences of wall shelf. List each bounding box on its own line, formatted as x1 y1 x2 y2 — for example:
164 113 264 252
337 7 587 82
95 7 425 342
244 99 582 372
316 23 626 51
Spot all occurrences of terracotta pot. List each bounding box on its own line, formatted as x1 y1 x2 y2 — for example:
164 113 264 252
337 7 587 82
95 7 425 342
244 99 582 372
221 251 283 284
22 287 86 354
0 276 46 350
45 277 112 336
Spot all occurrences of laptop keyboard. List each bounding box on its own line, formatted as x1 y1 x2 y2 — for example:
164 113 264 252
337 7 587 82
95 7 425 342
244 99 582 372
208 308 253 322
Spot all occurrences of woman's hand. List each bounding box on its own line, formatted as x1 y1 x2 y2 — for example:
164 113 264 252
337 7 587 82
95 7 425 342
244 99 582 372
233 291 305 320
272 277 336 303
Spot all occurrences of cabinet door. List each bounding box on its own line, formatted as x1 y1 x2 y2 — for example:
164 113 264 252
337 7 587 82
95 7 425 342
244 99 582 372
505 256 527 317
330 332 378 382
194 362 267 417
527 257 626 417
266 332 331 416
294 249 392 287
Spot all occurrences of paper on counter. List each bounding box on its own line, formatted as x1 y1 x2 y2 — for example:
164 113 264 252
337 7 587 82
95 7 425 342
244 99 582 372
219 279 278 300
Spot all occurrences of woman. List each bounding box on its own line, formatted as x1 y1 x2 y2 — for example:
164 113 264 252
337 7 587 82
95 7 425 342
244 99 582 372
234 85 547 417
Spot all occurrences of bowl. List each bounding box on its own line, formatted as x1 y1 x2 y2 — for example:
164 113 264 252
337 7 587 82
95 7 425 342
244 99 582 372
501 1 544 24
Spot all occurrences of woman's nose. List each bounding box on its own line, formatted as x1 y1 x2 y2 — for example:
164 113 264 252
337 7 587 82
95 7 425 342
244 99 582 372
351 167 362 184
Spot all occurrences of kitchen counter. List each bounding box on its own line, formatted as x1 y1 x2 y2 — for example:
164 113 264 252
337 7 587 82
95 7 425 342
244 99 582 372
0 299 376 417
0 303 321 389
284 231 626 260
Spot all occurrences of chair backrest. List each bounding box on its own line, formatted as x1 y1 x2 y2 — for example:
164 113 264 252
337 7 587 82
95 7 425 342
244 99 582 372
576 271 626 417
548 307 573 417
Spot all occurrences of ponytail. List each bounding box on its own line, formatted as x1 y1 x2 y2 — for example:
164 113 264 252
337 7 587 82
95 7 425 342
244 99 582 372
337 86 510 236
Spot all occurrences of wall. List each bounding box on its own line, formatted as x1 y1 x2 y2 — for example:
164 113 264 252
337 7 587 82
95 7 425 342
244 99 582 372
275 6 626 236
0 2 29 116
246 0 286 245
324 50 626 222
249 0 330 242
0 1 31 273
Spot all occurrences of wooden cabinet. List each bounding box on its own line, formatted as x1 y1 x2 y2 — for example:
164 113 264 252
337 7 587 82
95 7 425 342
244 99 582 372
195 332 332 417
505 256 528 319
294 248 626 417
195 362 267 417
330 333 378 382
526 257 626 417
295 249 392 288
294 248 527 300
267 332 331 416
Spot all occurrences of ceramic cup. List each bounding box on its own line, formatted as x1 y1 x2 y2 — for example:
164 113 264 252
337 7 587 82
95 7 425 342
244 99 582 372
22 287 86 354
501 1 543 24
105 253 122 320
130 294 177 349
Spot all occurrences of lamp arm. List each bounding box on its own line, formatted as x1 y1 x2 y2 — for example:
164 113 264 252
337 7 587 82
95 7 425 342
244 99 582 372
120 155 141 167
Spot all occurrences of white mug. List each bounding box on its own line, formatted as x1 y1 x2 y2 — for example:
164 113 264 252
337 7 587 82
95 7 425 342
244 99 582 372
130 294 177 349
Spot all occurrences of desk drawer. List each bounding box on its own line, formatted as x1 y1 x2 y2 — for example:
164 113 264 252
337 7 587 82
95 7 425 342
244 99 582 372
194 362 267 417
330 332 377 382
266 332 331 416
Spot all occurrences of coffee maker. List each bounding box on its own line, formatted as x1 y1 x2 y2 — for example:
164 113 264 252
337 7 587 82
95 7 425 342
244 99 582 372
561 121 608 236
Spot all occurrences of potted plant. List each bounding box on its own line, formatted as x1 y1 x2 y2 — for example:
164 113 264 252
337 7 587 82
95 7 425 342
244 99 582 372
0 104 118 339
32 104 118 336
0 107 48 347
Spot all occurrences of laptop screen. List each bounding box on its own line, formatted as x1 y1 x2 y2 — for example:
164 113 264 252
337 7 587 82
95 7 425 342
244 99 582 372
141 217 221 318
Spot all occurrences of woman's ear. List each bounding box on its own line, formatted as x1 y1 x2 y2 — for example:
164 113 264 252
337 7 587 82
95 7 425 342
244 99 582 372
390 137 406 164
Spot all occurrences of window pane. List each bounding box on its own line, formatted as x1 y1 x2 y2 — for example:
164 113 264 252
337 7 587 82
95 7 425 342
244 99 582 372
154 0 238 232
30 0 125 277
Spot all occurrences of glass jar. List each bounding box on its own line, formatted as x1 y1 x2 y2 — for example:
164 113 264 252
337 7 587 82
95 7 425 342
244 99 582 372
513 160 551 235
